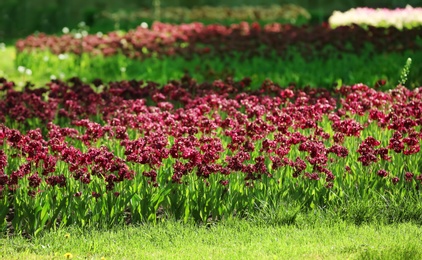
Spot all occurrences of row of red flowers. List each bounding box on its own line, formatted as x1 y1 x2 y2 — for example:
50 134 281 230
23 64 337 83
1 76 422 198
16 22 422 60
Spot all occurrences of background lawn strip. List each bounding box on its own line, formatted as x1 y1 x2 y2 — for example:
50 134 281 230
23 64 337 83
8 47 422 91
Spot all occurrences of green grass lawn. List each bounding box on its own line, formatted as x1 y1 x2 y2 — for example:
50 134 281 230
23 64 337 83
9 47 422 91
0 46 15 78
2 219 422 260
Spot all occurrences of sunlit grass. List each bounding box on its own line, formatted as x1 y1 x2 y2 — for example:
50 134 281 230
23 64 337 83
1 219 422 259
7 47 422 91
0 46 15 79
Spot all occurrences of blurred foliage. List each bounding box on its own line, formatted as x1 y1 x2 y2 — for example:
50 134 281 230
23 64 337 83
101 4 311 27
0 0 421 40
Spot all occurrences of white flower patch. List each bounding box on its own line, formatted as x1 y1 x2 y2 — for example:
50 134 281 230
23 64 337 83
329 5 422 29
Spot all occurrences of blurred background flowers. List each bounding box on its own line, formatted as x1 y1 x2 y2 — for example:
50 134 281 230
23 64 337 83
1 0 420 41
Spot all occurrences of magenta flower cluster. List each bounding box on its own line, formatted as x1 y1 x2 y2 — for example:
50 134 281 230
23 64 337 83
15 22 422 60
1 76 422 197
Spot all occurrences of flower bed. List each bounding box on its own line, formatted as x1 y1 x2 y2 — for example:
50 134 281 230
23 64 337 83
329 5 422 29
1 76 422 234
16 22 422 60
